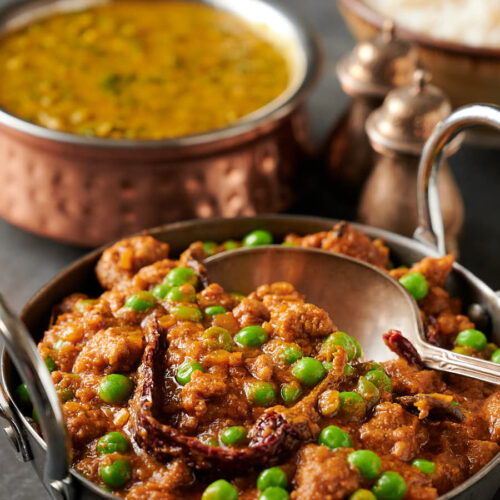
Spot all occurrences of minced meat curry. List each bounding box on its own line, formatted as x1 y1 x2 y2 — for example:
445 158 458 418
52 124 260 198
22 223 499 499
0 1 289 139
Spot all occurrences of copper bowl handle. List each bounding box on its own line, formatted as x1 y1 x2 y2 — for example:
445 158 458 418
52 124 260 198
415 104 500 254
0 295 74 500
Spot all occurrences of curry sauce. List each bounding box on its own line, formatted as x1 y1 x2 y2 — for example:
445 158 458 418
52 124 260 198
0 1 290 139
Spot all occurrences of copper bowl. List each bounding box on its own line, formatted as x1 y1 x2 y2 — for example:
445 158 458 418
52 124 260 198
0 0 321 247
337 0 500 111
2 106 500 500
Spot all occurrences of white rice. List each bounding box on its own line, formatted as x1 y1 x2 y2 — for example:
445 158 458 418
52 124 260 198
364 0 500 48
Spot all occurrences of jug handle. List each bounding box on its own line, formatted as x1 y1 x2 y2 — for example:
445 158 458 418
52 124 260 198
415 104 500 254
0 295 74 500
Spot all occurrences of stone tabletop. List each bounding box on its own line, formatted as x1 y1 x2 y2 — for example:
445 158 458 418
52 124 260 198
0 0 499 498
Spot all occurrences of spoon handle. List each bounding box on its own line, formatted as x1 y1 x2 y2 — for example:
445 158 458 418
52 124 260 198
421 343 500 385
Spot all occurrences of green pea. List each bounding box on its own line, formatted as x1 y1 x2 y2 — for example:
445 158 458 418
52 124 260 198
223 240 239 251
399 272 429 300
45 356 57 373
318 389 340 416
243 229 273 247
152 283 171 299
207 438 219 447
292 357 326 386
365 362 384 372
205 306 227 316
201 479 238 500
57 388 74 403
234 326 268 348
203 327 233 351
352 337 363 358
491 349 500 364
412 459 435 475
15 383 31 406
323 332 358 361
347 450 381 479
221 426 247 446
372 471 407 500
98 374 133 404
203 241 218 256
349 489 376 500
176 361 204 385
97 432 130 455
282 345 303 365
280 382 302 404
172 305 203 322
456 329 487 351
32 408 38 423
166 286 187 303
245 381 276 407
125 291 156 311
486 343 498 356
318 425 352 450
365 370 392 393
339 392 366 419
165 267 198 287
259 486 289 500
356 376 380 408
323 361 333 371
100 458 132 488
281 242 296 247
166 286 196 303
344 364 355 376
257 467 287 490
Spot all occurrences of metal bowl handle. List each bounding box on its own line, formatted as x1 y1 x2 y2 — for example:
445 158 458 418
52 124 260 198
415 104 500 254
0 295 74 500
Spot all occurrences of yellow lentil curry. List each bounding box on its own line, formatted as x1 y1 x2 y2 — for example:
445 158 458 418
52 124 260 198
0 1 290 139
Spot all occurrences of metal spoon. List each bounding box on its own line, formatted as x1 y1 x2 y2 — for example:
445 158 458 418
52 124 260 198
205 246 500 385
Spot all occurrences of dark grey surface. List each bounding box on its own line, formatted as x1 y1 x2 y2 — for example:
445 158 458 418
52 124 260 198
0 0 499 498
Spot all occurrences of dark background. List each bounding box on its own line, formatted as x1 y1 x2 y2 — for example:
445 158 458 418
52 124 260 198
0 0 499 497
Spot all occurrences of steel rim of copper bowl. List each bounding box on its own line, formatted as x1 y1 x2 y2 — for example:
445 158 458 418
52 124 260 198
337 0 500 60
0 0 322 149
0 214 499 499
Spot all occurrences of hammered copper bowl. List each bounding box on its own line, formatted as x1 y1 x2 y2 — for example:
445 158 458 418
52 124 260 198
0 0 320 247
1 214 500 500
337 0 500 111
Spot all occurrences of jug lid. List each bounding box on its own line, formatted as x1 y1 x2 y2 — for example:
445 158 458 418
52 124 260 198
366 70 454 156
337 21 419 98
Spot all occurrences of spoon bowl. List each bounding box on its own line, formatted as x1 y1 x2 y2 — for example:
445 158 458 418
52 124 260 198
205 246 500 384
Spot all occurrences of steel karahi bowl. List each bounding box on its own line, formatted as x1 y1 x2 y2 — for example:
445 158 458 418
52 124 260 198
1 105 500 499
1 214 500 500
0 0 321 247
337 0 500 113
